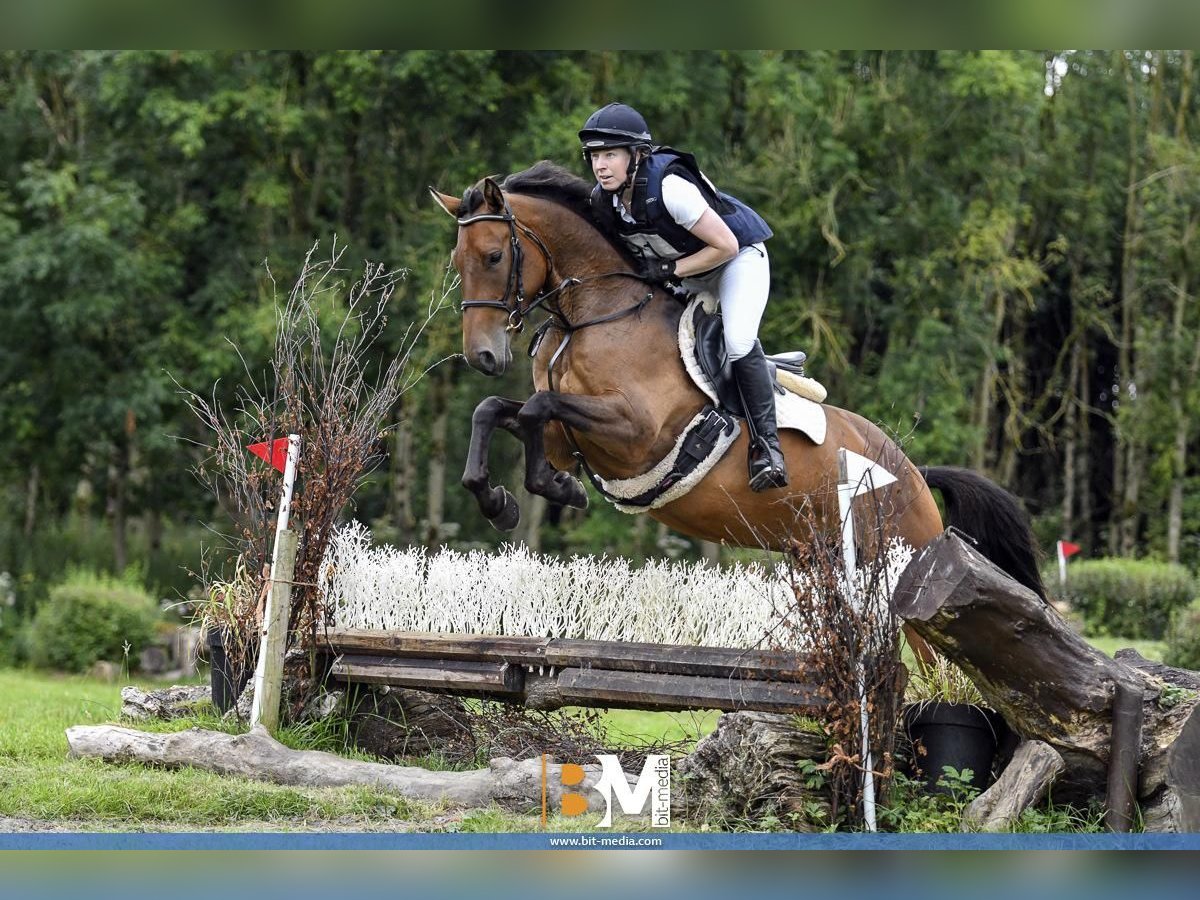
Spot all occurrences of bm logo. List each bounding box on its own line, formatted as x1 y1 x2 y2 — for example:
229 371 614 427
544 754 671 828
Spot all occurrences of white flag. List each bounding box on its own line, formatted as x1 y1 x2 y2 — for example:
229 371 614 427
839 449 898 497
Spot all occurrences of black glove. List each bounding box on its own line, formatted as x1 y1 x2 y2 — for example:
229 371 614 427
636 256 677 285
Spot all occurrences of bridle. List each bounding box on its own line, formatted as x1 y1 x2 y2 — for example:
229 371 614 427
455 198 566 334
454 196 656 341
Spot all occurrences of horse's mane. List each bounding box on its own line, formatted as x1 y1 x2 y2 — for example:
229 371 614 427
460 160 627 256
503 161 594 214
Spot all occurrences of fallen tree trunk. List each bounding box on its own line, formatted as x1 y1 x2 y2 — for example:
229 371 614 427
674 712 830 829
65 724 610 815
67 712 839 829
895 530 1200 831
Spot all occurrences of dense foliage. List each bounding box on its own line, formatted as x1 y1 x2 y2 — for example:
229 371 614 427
0 51 1197 616
1064 559 1197 639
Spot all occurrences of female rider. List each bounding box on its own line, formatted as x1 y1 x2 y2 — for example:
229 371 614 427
579 102 787 492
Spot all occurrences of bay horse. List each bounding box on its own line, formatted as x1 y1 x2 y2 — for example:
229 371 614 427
430 162 1045 636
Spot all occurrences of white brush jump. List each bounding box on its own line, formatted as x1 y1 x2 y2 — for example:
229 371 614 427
315 523 913 715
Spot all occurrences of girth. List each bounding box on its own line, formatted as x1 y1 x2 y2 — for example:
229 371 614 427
610 406 737 509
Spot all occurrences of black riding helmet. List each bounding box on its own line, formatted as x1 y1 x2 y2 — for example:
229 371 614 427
579 102 653 163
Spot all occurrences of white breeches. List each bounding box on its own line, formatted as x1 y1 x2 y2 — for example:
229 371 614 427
680 243 769 361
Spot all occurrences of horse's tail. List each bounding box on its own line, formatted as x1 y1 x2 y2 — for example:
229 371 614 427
919 465 1047 602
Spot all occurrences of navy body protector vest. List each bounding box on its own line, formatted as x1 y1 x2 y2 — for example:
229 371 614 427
589 148 773 260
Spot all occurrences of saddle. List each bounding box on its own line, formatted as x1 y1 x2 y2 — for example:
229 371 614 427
691 304 811 419
591 295 827 512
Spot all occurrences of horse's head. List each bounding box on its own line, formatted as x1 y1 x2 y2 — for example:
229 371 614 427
430 177 550 376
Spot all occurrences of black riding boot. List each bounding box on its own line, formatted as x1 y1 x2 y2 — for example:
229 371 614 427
731 343 789 492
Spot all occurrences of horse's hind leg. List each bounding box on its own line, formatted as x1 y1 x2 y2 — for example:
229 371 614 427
522 441 589 511
517 422 588 512
462 396 524 532
903 628 937 668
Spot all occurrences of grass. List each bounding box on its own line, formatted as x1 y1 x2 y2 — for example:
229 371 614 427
1085 635 1166 661
0 667 716 832
0 668 446 831
599 707 718 747
876 770 1105 834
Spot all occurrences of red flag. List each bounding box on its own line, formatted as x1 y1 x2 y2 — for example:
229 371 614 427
1059 541 1081 558
248 438 291 474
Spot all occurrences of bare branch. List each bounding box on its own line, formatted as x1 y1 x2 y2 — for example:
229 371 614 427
174 238 442 666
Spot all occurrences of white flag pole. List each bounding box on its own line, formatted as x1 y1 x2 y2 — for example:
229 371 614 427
272 434 302 534
838 449 871 832
1057 540 1067 590
836 449 899 833
251 434 301 729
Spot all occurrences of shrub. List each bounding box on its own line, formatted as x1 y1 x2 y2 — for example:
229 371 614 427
27 570 161 673
1165 602 1200 672
1064 559 1197 640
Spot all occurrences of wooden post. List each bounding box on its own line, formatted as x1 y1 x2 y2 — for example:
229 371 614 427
250 528 299 733
1105 678 1144 833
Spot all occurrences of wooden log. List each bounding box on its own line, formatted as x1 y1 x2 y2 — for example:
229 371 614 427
674 712 831 829
894 529 1200 829
325 629 551 666
64 723 615 815
1105 678 1144 832
321 628 809 682
332 663 820 715
961 740 1065 832
1115 650 1200 832
554 668 823 714
330 654 524 694
121 685 213 721
543 639 807 681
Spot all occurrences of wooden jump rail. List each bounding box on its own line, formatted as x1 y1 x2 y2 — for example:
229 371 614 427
318 628 822 715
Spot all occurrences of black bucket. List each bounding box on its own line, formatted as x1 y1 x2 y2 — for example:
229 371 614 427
904 702 1004 793
206 627 253 714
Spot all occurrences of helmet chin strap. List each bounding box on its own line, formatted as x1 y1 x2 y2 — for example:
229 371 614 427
618 146 647 196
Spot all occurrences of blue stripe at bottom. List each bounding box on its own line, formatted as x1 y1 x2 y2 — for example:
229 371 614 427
2 831 1200 850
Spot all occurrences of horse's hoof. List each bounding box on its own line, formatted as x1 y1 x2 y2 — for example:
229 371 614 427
554 472 589 509
489 489 521 532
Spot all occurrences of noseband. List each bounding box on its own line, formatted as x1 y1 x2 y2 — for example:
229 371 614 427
456 199 558 333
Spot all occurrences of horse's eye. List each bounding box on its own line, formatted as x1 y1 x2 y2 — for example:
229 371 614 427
486 250 504 267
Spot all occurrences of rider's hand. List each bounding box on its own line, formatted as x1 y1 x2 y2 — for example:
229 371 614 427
636 256 677 285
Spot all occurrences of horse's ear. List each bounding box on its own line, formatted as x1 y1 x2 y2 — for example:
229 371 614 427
429 188 461 218
482 177 505 212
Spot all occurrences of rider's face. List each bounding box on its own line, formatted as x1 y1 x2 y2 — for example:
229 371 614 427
590 147 633 191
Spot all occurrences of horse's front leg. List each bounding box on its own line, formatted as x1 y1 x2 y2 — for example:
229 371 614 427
517 389 642 508
463 396 525 532
520 424 590 511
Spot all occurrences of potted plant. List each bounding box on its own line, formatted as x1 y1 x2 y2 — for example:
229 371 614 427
193 556 262 714
903 657 1007 794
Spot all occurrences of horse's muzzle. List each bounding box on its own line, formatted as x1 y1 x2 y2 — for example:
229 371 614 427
468 345 511 377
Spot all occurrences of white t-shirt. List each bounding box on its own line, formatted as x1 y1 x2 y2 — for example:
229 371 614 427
660 173 709 229
614 174 710 259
